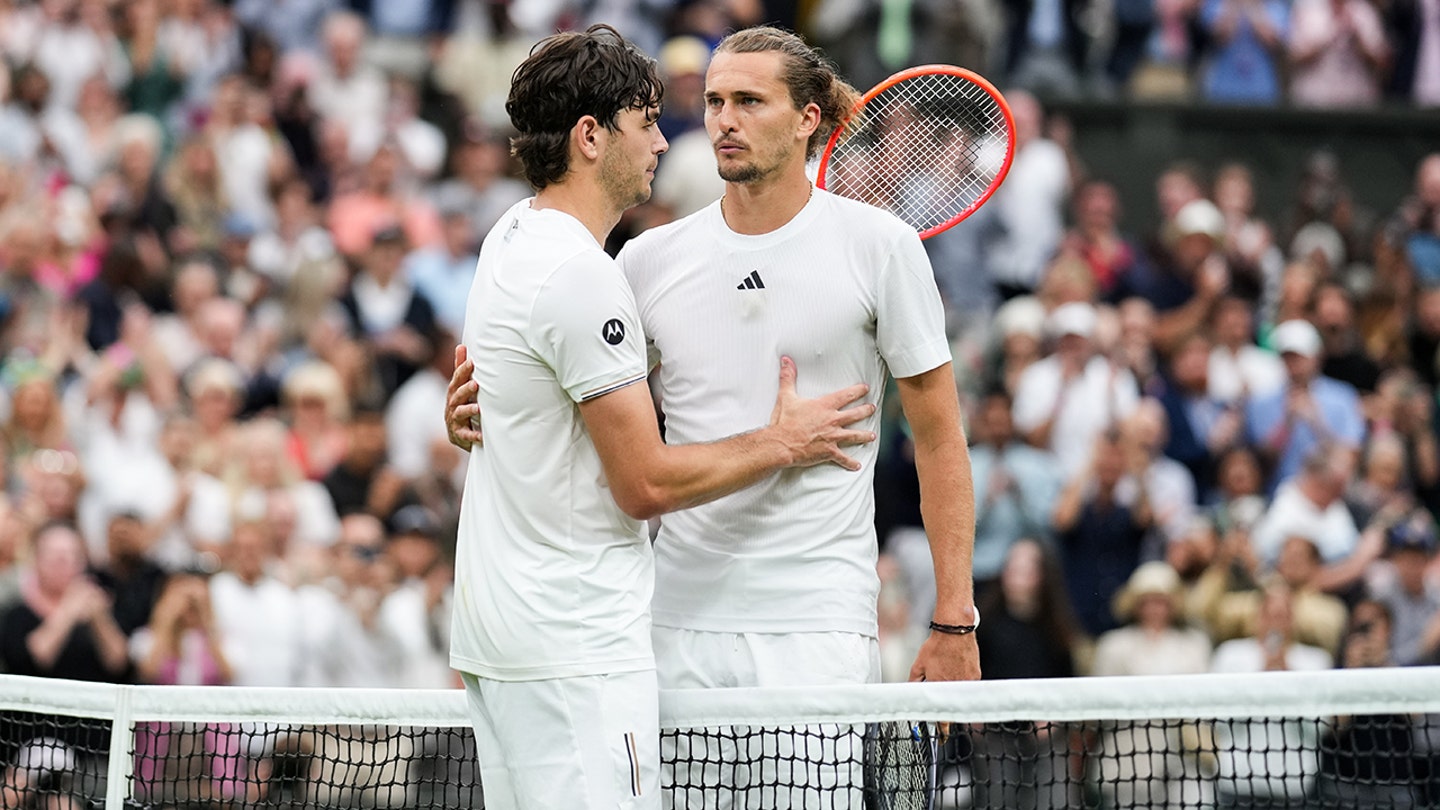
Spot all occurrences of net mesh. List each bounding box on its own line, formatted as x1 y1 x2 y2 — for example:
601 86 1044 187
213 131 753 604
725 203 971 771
818 71 1012 237
1 670 1438 809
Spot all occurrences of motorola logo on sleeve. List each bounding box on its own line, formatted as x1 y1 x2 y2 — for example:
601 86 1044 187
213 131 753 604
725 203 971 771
602 318 626 345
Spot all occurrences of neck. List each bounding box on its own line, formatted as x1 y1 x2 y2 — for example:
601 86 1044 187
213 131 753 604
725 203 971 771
720 168 813 235
533 183 621 246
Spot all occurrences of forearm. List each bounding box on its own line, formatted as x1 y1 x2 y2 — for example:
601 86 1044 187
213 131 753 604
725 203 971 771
1154 296 1216 355
90 614 131 675
915 438 977 621
637 429 794 518
26 614 80 670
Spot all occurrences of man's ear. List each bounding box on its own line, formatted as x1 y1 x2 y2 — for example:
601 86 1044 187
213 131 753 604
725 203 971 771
572 115 604 162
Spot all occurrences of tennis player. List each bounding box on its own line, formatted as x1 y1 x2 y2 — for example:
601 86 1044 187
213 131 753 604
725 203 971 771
450 25 880 810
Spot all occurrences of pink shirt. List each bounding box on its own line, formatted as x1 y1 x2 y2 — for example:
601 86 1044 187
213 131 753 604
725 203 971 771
1288 0 1388 106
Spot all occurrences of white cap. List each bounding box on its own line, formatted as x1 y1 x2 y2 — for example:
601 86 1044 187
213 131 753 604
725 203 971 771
1171 199 1225 242
1047 301 1097 339
1270 319 1322 357
994 295 1047 339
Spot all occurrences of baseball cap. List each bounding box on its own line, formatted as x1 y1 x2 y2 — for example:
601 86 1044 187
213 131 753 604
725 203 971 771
390 505 440 540
1171 199 1225 242
1270 319 1322 357
1388 514 1438 554
1047 301 1097 339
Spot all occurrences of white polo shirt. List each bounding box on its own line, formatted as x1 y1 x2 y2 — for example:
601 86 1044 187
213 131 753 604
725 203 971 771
619 189 951 638
450 200 654 682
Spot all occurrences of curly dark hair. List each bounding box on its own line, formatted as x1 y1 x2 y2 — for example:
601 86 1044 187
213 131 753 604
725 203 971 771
715 27 860 161
505 24 664 190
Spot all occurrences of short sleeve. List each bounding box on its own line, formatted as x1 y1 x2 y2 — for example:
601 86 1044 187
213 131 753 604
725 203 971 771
530 252 648 403
875 230 951 379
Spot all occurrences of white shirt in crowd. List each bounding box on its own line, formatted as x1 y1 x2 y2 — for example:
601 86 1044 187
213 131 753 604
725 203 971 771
209 570 305 687
1249 480 1360 564
620 190 950 639
1208 344 1286 403
451 201 653 682
1012 355 1141 480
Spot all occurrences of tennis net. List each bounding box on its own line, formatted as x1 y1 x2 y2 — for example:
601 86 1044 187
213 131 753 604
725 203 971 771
1 667 1438 808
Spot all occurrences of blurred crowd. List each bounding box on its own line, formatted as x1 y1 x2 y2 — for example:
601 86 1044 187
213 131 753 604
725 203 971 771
0 0 1430 805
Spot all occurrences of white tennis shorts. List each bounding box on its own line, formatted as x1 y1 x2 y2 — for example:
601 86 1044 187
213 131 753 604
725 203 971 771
655 629 881 810
461 669 660 810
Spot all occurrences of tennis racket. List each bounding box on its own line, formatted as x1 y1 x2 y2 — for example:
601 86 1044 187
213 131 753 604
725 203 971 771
862 720 937 810
816 65 1015 240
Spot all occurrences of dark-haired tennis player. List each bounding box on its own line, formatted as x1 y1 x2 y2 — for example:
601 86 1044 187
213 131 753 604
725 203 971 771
449 25 878 810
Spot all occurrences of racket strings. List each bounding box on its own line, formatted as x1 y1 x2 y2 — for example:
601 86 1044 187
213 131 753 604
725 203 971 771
825 72 1011 235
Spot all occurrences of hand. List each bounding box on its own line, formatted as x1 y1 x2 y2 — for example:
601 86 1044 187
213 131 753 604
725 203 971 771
768 357 876 471
1197 254 1230 299
909 628 982 683
446 344 483 451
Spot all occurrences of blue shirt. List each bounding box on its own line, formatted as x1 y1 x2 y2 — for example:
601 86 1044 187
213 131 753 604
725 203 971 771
970 443 1064 580
406 248 478 337
1245 375 1365 488
1201 0 1289 104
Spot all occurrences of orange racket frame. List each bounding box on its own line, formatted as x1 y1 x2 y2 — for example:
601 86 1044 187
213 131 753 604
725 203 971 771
816 64 1017 240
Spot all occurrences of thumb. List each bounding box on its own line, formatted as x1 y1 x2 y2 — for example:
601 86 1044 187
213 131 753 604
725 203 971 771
454 343 467 368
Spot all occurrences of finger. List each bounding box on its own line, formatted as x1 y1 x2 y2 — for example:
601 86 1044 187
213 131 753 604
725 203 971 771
777 356 796 396
454 343 468 367
834 429 878 447
828 450 862 472
818 382 870 409
834 403 878 427
448 380 478 407
450 403 482 422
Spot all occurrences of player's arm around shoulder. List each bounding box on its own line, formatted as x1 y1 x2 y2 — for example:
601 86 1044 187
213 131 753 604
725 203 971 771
895 361 982 683
580 357 877 521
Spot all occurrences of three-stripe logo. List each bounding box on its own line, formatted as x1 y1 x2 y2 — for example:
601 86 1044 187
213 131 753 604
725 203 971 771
736 270 766 290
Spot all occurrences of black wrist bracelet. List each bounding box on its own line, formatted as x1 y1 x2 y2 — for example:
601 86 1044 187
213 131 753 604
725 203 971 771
929 620 977 635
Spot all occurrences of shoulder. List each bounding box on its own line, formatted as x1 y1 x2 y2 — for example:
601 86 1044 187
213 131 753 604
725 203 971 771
621 208 712 262
820 192 917 243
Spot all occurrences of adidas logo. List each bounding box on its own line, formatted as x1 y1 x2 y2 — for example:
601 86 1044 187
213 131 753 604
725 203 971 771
736 270 766 290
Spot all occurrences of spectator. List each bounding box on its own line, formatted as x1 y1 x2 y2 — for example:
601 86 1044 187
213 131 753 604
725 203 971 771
1199 0 1288 103
1091 562 1212 809
405 194 479 339
1287 0 1390 107
1013 301 1140 480
1312 281 1382 394
968 389 1065 589
246 176 336 290
1117 198 1231 356
0 521 129 682
378 505 453 688
986 91 1072 300
999 0 1089 98
337 223 437 398
1122 398 1200 549
219 417 340 553
1210 581 1333 806
326 143 442 259
1317 599 1421 807
208 519 303 686
151 256 221 374
322 399 410 521
1249 444 1361 566
1196 533 1350 654
1368 513 1440 666
1213 164 1284 302
1159 332 1243 492
1053 428 1152 636
1248 317 1366 489
384 329 454 483
295 513 400 687
308 11 387 136
427 125 530 242
1066 180 1146 299
90 510 167 637
969 538 1079 810
1209 294 1286 405
280 360 350 481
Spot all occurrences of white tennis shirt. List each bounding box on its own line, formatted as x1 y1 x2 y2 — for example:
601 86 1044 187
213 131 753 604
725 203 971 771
451 201 655 681
619 189 951 637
